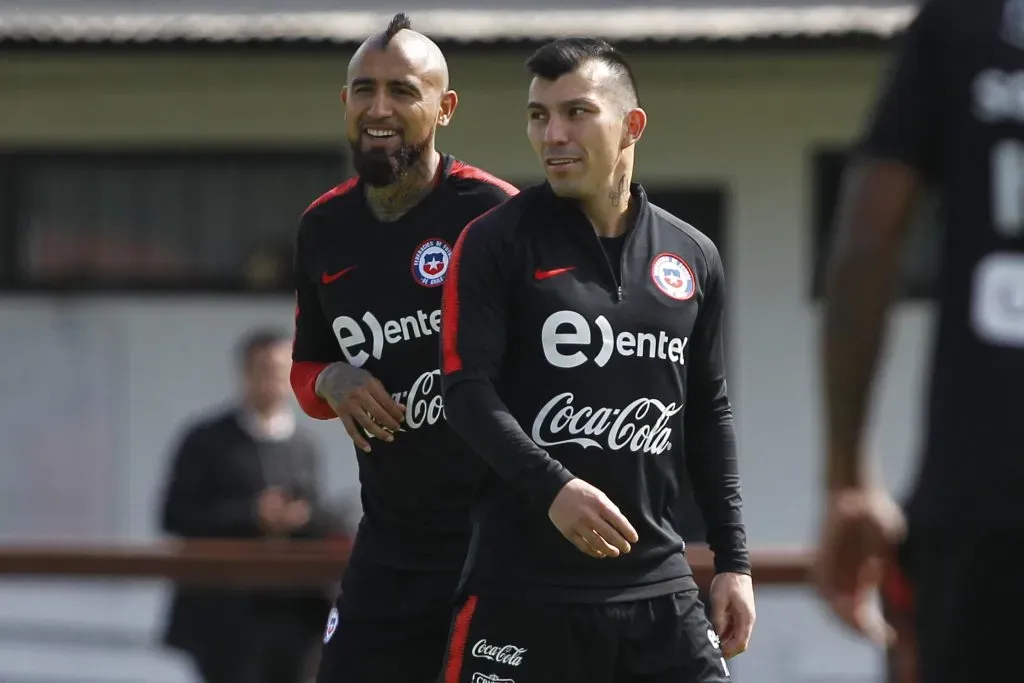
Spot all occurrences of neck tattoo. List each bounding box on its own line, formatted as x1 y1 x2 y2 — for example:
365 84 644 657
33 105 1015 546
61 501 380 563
365 163 435 222
608 174 627 208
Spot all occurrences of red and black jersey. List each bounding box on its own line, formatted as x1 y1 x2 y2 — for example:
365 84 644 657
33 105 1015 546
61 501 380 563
440 182 749 602
857 0 1024 530
291 154 517 571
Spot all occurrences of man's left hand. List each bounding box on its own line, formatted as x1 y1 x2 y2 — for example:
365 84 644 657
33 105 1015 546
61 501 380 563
709 572 756 658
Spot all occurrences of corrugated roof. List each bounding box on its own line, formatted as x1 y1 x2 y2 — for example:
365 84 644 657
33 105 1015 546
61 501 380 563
0 2 919 45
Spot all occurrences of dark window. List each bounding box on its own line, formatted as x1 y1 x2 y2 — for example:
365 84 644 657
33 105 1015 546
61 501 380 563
810 147 943 300
0 149 350 292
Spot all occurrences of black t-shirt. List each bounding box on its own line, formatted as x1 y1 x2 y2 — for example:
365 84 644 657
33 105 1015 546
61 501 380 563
858 0 1024 529
441 182 749 602
290 155 517 570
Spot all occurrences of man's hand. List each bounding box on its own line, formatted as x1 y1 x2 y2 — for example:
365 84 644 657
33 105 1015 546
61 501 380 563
258 488 312 535
257 487 291 534
548 479 638 559
814 485 906 646
282 499 311 530
316 362 405 452
709 572 756 659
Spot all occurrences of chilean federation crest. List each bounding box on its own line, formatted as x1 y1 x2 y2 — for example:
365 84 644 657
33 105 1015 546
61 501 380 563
323 606 339 644
411 238 453 287
650 252 696 301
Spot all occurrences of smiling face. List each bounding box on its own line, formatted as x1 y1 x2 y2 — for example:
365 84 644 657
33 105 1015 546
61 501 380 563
526 59 646 202
342 32 456 187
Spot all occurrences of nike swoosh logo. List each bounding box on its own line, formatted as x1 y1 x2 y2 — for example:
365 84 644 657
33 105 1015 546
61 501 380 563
322 266 357 284
534 266 576 281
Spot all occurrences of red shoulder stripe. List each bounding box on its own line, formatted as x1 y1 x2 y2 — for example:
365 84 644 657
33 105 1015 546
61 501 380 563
303 176 359 215
449 160 519 197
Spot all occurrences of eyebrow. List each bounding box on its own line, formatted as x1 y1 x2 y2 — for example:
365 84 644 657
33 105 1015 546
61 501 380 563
350 77 423 95
526 97 600 111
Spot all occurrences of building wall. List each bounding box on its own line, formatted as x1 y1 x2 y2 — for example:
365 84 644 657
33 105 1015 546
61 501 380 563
0 49 933 682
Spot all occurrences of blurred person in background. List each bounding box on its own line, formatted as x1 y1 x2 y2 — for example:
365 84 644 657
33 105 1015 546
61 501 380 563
159 327 341 683
288 12 517 683
815 2 1024 682
437 37 753 683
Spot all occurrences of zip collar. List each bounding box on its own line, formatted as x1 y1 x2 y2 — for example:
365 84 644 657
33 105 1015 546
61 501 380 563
538 180 653 237
537 180 653 302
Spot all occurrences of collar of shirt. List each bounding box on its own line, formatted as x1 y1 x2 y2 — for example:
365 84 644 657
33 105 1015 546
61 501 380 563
237 406 296 442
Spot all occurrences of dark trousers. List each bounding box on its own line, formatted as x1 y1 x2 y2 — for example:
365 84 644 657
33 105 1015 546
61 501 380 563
187 600 322 683
882 530 1024 683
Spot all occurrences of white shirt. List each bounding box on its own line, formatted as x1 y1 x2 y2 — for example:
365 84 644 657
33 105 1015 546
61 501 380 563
238 405 296 442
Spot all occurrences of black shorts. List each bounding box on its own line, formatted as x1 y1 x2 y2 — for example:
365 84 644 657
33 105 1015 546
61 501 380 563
315 561 461 683
882 530 1024 683
439 589 730 683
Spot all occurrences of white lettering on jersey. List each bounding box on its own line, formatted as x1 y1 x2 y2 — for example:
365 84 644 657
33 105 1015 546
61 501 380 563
973 69 1024 123
470 674 513 683
403 369 445 430
531 392 681 454
332 309 441 367
363 369 445 440
541 310 688 369
471 639 527 667
972 252 1024 347
966 69 1024 347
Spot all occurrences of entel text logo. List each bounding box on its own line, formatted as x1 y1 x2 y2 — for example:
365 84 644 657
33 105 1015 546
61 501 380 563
541 310 689 369
332 309 440 367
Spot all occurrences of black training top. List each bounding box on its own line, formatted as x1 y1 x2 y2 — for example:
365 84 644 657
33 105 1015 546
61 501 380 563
291 154 518 571
856 0 1024 530
440 181 749 602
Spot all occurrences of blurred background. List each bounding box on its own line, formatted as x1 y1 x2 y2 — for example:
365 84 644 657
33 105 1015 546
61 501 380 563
0 1 933 681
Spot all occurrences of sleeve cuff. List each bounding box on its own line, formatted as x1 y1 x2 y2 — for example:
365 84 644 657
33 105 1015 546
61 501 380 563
713 550 752 576
523 460 576 511
290 361 336 420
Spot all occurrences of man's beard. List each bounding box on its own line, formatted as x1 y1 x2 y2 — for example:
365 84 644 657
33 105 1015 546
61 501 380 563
349 136 430 188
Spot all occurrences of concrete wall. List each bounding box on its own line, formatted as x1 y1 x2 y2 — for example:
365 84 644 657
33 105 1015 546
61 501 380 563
0 49 934 682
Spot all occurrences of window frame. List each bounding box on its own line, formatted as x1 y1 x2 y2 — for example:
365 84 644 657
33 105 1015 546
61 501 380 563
0 145 350 295
808 144 942 301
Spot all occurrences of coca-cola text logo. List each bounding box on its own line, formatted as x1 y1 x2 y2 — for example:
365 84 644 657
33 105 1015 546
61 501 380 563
365 369 445 440
470 674 514 683
471 639 527 667
531 392 680 454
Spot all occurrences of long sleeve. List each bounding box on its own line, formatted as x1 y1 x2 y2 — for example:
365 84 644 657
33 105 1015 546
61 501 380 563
160 427 262 538
683 244 750 575
440 212 575 510
290 214 343 420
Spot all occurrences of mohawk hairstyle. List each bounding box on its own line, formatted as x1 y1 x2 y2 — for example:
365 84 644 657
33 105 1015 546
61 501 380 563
526 37 640 109
383 12 412 48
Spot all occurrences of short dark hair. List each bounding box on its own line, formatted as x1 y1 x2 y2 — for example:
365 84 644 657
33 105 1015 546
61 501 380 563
525 37 640 109
236 327 291 368
383 12 412 48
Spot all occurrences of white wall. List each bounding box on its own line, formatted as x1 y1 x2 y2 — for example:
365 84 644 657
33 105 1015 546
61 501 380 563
0 49 935 682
